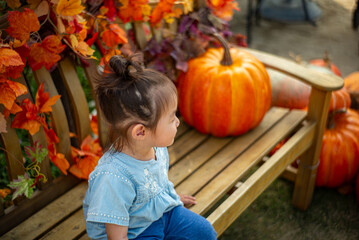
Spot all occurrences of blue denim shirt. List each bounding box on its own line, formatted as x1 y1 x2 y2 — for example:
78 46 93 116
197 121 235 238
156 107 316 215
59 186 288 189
83 147 183 239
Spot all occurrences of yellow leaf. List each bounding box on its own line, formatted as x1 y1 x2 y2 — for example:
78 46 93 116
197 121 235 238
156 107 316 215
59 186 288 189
56 0 85 17
70 34 78 48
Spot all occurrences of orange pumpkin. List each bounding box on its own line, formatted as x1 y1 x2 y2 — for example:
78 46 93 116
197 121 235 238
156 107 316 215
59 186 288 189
177 33 271 137
270 61 351 111
344 72 359 109
316 109 359 187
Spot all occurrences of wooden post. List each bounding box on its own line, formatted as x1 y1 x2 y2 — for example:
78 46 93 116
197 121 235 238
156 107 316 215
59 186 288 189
292 88 332 210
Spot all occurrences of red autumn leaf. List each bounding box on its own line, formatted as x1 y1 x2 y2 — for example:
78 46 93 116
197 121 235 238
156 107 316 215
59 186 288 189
104 0 117 21
6 8 40 42
101 24 128 48
14 43 31 66
28 35 66 71
86 32 99 47
0 48 25 79
35 82 61 113
11 99 41 135
0 78 27 110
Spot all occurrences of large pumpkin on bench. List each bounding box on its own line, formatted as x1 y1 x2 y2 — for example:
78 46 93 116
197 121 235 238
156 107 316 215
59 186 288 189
177 33 271 137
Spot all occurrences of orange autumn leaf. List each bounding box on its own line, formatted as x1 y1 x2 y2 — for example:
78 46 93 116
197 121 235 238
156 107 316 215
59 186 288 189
6 8 40 42
11 99 41 135
70 135 102 179
150 0 180 26
35 82 61 113
206 0 239 21
28 35 66 71
2 102 22 118
0 78 27 110
0 48 25 79
0 188 11 199
48 143 70 175
101 24 128 48
56 0 85 17
118 0 151 23
69 155 99 179
100 48 122 67
90 115 98 135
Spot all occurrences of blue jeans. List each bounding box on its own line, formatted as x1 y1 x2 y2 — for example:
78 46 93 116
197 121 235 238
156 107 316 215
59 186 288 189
134 206 217 240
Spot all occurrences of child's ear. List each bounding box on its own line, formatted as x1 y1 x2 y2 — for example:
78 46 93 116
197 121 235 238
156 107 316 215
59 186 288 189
131 124 146 140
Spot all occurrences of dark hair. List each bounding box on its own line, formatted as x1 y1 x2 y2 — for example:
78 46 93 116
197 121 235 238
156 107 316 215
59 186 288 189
95 54 177 151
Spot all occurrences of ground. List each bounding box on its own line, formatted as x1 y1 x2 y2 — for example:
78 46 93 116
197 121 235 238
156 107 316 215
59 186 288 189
219 1 359 239
230 0 358 77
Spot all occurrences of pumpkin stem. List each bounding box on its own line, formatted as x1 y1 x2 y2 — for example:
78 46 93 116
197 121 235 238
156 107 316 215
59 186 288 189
213 32 233 66
327 108 347 129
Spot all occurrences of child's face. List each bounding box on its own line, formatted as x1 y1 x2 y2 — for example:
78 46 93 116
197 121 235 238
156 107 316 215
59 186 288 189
149 98 180 147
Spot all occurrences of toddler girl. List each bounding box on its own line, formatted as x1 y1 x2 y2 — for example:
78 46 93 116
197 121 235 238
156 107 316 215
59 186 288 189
83 54 217 240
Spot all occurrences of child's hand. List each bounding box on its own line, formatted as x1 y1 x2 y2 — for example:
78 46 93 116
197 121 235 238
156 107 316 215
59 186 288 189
179 194 197 207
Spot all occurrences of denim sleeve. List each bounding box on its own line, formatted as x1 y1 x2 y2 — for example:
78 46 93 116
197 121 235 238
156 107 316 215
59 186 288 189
86 171 136 226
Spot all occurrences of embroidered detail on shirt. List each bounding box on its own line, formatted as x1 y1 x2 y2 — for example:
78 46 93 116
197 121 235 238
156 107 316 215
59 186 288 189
88 171 130 183
88 212 128 221
143 168 158 193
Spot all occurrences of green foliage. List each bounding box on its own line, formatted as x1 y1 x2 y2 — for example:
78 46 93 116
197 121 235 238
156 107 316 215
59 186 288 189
7 142 48 200
8 173 34 200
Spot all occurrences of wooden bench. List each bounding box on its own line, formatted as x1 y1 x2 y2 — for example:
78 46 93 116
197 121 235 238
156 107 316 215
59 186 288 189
0 0 343 238
0 46 343 239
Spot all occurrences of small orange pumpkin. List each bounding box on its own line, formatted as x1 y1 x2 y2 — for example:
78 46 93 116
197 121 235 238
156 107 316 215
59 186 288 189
177 33 271 137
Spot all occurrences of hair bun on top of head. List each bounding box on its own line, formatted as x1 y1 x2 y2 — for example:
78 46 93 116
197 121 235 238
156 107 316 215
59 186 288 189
108 54 143 81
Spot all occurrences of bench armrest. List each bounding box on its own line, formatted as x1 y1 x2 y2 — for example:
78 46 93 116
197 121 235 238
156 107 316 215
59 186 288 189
242 48 344 91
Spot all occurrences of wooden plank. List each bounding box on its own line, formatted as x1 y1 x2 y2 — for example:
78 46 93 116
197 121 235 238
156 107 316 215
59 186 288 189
292 88 332 210
207 120 316 236
40 209 86 240
57 58 91 143
169 136 232 186
242 48 343 91
188 110 307 215
78 234 90 240
133 21 147 50
174 107 289 197
0 117 25 182
175 119 190 140
168 129 208 166
2 181 87 240
82 59 110 149
33 66 72 163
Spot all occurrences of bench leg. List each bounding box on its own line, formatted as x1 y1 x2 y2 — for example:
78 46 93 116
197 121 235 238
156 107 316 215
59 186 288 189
292 88 332 210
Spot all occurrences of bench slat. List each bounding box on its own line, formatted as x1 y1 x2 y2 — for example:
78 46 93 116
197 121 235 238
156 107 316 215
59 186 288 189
40 209 86 240
168 129 208 166
189 109 307 216
174 107 289 196
2 182 87 240
169 136 232 186
83 59 110 149
207 120 316 236
57 58 92 143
